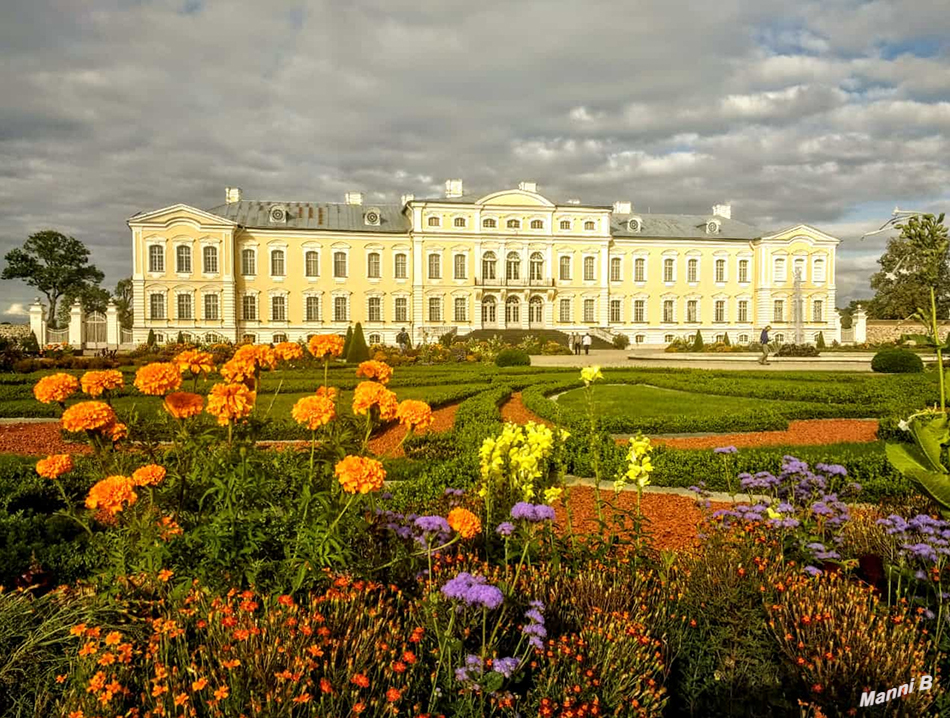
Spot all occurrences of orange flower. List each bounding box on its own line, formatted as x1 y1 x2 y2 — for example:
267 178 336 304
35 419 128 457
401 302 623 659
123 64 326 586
396 400 433 432
308 334 345 359
335 455 386 494
249 344 278 371
192 678 207 692
104 631 122 646
447 507 482 539
316 386 338 400
174 693 189 707
163 392 204 419
34 373 80 404
352 381 398 421
157 568 173 582
61 401 117 433
206 383 256 426
70 623 87 637
106 422 127 442
134 362 182 396
36 454 73 479
220 356 255 384
214 685 229 700
174 349 215 376
291 395 336 430
79 641 99 658
351 673 370 688
356 360 393 385
132 464 166 487
386 687 401 702
85 475 137 515
274 342 303 362
80 370 124 397
293 693 312 704
87 671 106 692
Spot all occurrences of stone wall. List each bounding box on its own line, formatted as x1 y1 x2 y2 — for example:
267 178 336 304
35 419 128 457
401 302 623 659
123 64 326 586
866 320 950 345
0 323 31 341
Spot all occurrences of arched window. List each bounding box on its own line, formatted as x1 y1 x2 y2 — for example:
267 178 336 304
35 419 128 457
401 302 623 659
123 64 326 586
482 296 497 323
506 251 520 281
530 219 543 230
428 253 441 279
530 252 544 281
634 257 646 282
368 333 382 345
148 245 164 273
610 257 621 282
394 253 407 279
454 254 466 279
454 217 466 228
202 246 218 274
559 256 571 280
367 252 381 278
333 251 347 278
505 296 520 324
687 258 698 283
529 296 543 324
306 250 320 277
774 257 786 282
368 297 382 322
559 220 571 230
584 220 595 231
428 216 440 227
176 246 191 273
483 218 496 228
482 251 497 280
271 249 285 277
715 258 726 283
241 248 256 276
583 256 595 281
507 219 520 229
813 257 826 282
663 258 675 282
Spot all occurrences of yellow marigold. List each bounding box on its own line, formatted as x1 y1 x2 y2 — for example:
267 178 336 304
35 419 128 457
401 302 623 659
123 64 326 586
220 356 256 384
352 381 398 421
107 422 127 443
356 360 393 385
132 464 166 487
163 392 204 419
335 455 386 494
308 334 345 359
206 383 256 426
134 363 182 396
85 475 137 515
291 395 336 430
396 400 433 432
61 401 117 433
174 349 215 376
80 370 124 398
316 386 338 400
36 454 73 479
33 373 79 404
274 342 304 362
447 507 482 539
249 344 278 371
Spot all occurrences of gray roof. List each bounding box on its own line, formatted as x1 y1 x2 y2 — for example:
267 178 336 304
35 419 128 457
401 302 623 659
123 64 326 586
610 213 762 240
206 201 410 233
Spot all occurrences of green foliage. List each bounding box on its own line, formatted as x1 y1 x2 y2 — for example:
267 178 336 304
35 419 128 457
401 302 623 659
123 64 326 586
612 333 630 349
872 347 924 373
176 330 184 345
22 331 40 355
885 413 950 513
346 323 371 363
114 277 133 328
494 348 531 367
775 343 820 357
722 333 731 347
692 329 704 351
342 325 354 357
147 328 156 347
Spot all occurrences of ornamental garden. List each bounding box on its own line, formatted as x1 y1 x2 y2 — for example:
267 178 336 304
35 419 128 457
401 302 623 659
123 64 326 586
1 334 949 717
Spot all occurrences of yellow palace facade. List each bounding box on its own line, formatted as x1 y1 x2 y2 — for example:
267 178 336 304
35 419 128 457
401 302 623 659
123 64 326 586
128 181 839 347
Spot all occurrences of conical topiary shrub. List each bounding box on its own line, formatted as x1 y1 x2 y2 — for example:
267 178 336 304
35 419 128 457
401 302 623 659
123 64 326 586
816 332 826 349
692 329 704 351
147 329 156 347
722 333 731 347
176 331 185 345
346 322 370 363
22 331 40 355
342 325 354 357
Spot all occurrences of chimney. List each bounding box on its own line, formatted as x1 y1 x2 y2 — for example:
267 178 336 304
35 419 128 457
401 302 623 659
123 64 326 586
444 179 463 198
566 198 581 205
225 187 242 204
518 181 537 193
613 200 632 214
712 203 731 219
401 193 415 206
345 191 363 206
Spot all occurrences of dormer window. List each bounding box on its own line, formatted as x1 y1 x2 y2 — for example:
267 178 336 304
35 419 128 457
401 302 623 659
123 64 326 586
706 220 721 234
530 219 543 230
454 217 466 228
584 220 596 231
483 218 496 228
507 219 521 229
627 217 642 233
559 220 571 230
428 216 440 227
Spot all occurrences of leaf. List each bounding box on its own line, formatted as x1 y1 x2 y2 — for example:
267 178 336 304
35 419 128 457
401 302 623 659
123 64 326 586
909 415 949 472
903 465 950 513
886 441 936 476
904 333 937 348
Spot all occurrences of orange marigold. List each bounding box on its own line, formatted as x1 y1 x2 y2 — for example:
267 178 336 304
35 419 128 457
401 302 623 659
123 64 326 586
36 454 73 479
274 342 303 362
248 344 278 371
447 507 482 539
86 475 137 515
220 356 255 384
134 363 182 396
308 334 345 359
396 399 433 432
80 370 124 397
132 464 166 487
163 392 204 419
206 383 256 426
335 455 386 494
316 386 338 400
174 349 215 376
107 422 127 442
34 373 79 404
291 395 336 430
352 381 398 421
355 360 393 385
61 401 117 433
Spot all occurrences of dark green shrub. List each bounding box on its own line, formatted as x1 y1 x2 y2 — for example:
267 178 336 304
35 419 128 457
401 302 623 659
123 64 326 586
871 348 923 373
147 329 156 347
722 333 731 347
23 331 40 355
494 348 531 367
612 333 630 349
692 330 704 351
347 323 370 363
342 325 354 357
815 332 826 349
776 343 819 357
176 331 184 344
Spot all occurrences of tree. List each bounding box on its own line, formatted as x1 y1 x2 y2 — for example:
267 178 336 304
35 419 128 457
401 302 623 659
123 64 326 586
722 333 731 346
867 215 950 320
114 278 133 328
2 231 104 328
147 329 156 347
692 329 704 352
816 332 826 349
346 323 370 363
342 325 354 357
56 284 111 327
836 299 870 329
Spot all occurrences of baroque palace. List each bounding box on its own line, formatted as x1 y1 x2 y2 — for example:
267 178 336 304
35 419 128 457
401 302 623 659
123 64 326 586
129 181 839 347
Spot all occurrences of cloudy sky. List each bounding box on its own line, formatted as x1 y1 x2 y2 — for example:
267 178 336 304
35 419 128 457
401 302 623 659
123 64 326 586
2 0 949 321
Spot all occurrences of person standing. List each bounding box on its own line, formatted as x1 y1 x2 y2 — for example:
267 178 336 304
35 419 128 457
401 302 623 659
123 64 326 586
396 327 410 354
758 325 771 365
582 331 592 356
574 332 582 355
567 333 575 355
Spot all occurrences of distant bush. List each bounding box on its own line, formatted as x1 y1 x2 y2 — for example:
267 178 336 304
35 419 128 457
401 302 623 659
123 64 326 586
494 348 531 367
871 348 923 374
612 334 630 349
691 330 705 351
815 332 826 349
776 343 820 357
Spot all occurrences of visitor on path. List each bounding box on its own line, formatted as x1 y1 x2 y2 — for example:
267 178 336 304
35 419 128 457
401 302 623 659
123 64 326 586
574 333 582 355
758 325 771 365
568 333 575 354
396 328 410 354
582 332 592 355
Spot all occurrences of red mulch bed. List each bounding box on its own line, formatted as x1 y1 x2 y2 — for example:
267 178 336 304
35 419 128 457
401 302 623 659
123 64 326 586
556 485 730 551
0 422 89 457
367 402 459 458
645 418 880 450
500 392 552 427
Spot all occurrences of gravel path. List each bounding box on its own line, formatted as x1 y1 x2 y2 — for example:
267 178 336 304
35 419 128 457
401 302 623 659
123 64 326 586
367 402 459 458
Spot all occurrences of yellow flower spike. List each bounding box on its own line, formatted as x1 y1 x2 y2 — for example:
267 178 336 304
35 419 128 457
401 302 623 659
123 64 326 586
580 365 603 386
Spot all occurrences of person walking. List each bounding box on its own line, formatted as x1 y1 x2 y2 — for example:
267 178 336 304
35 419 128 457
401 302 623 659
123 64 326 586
396 327 410 354
567 333 575 355
582 331 592 356
574 332 582 355
758 325 772 365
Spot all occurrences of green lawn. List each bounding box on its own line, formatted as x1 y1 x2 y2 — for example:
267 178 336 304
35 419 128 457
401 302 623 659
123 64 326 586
553 383 822 418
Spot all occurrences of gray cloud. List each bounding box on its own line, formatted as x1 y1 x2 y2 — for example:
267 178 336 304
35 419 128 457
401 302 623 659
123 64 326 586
1 0 949 314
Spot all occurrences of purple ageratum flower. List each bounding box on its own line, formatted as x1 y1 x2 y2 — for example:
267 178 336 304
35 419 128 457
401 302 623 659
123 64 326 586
510 502 556 522
491 656 520 678
902 542 939 563
441 572 504 610
444 488 465 497
380 491 393 501
415 515 451 534
803 565 823 577
714 446 738 455
739 472 780 491
495 522 515 537
815 463 847 478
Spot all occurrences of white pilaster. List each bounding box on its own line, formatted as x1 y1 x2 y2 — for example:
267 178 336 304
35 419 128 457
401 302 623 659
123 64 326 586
29 299 46 345
68 301 84 348
106 301 120 347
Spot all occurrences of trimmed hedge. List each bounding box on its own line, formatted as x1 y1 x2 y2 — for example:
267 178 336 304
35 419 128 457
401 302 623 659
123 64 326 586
494 348 531 367
871 348 924 374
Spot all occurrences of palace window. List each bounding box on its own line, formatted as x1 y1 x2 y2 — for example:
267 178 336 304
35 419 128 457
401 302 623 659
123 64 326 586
584 220 595 231
241 248 256 276
242 334 256 343
482 251 497 280
482 296 497 323
204 294 219 321
738 300 749 323
428 216 440 227
738 259 749 283
454 217 466 228
635 335 645 344
271 295 286 322
367 252 381 279
177 294 192 320
272 334 288 344
687 258 698 283
506 252 521 281
271 249 285 277
428 254 441 279
368 297 382 322
506 296 520 323
306 296 321 322
583 256 595 281
813 257 826 282
715 300 725 323
559 256 571 280
610 299 621 323
483 218 496 228
148 245 164 273
530 252 544 281
663 300 674 323
428 297 442 322
394 253 407 279
634 257 645 282
610 257 621 282
333 296 348 322
333 251 347 278
454 254 467 279
715 259 726 283
559 298 571 323
530 219 543 230
794 257 806 280
176 246 191 274
242 295 257 321
454 297 467 322
664 258 675 282
507 219 520 229
394 297 408 322
773 299 785 322
306 250 320 277
738 334 749 343
203 246 218 274
813 300 823 322
664 334 674 343
559 220 571 230
686 300 698 323
634 300 645 323
583 299 595 323
369 334 381 344
774 257 786 283
529 296 542 323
